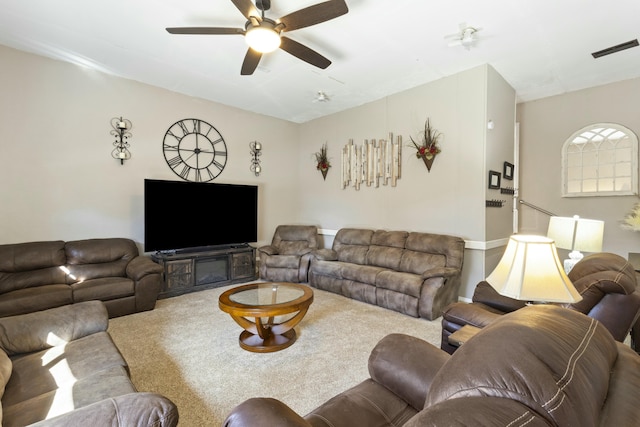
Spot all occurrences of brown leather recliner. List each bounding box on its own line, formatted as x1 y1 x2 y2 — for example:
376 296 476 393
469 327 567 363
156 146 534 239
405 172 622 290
441 252 640 354
258 225 319 283
223 305 640 427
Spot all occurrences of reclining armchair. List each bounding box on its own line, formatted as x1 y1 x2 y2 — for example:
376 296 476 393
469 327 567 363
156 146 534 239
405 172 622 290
441 252 640 354
224 305 640 426
258 225 319 283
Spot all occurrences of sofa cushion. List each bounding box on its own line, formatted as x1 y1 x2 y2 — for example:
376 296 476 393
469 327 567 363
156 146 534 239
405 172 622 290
263 255 300 269
399 251 446 275
405 232 464 269
366 246 404 270
72 277 134 302
341 264 385 284
0 241 67 294
64 238 137 283
3 331 128 407
2 365 136 427
375 271 423 297
333 229 374 264
0 349 11 424
306 379 417 427
0 285 72 318
367 230 407 269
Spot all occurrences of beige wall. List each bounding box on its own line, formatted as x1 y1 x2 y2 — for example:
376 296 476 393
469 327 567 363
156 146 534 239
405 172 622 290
1 45 517 300
0 45 300 248
517 77 640 260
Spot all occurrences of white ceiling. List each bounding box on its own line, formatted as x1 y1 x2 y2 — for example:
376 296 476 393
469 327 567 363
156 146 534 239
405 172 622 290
1 0 639 123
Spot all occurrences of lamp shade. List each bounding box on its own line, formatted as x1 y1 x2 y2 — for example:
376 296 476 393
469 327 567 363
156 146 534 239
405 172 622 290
547 215 604 252
486 235 582 303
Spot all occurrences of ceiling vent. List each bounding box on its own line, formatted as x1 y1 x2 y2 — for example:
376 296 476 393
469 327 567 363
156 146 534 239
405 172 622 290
592 39 639 58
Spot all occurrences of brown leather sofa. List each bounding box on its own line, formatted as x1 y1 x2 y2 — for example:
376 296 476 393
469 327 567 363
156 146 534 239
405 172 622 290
0 238 163 318
0 301 178 426
223 305 640 427
440 252 640 354
308 228 465 320
258 225 319 283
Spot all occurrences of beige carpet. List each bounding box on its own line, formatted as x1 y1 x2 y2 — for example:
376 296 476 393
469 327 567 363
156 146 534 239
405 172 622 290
108 284 444 427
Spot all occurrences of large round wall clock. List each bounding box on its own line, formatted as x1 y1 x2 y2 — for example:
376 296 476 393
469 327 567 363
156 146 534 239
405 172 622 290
162 118 228 182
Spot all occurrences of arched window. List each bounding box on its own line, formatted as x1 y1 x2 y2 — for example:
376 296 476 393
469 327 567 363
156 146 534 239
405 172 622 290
562 123 638 197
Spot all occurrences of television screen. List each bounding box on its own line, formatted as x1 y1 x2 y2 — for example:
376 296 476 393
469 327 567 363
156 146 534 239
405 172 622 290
144 179 258 253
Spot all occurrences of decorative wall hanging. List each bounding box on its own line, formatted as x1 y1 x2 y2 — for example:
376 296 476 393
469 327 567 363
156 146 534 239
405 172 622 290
341 133 402 190
110 117 132 165
621 202 640 231
488 170 501 189
410 118 441 172
250 141 262 176
486 199 506 208
500 187 515 195
503 161 514 180
314 143 331 180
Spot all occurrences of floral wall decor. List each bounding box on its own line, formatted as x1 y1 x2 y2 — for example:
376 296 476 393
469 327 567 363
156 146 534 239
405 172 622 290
341 133 402 190
314 143 331 180
621 202 640 231
410 117 442 172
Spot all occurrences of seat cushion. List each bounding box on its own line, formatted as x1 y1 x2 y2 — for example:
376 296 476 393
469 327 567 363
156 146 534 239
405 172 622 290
263 255 300 269
0 285 72 317
305 379 417 427
71 277 134 302
2 365 136 427
3 331 127 407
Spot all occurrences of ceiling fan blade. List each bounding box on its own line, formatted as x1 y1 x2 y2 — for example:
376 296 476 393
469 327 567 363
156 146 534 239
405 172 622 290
231 0 260 20
278 0 348 32
241 48 263 75
280 36 331 69
166 27 245 35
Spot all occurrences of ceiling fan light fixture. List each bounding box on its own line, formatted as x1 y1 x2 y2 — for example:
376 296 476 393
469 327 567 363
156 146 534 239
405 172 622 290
245 24 281 53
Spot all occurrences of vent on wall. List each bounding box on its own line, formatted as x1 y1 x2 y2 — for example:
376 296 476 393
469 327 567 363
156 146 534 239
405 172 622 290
592 39 639 58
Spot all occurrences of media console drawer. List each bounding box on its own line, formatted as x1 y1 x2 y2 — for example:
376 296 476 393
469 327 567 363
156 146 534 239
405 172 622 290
152 245 257 298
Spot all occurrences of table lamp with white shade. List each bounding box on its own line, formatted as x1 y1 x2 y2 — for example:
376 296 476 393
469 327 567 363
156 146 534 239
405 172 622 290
546 215 604 274
486 234 582 304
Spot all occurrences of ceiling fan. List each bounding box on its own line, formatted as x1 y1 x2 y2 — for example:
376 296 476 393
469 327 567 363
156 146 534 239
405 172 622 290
445 23 483 50
166 0 349 75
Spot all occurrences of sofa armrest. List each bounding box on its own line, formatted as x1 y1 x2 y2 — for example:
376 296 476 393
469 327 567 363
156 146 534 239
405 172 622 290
28 392 179 427
223 397 311 427
126 255 163 281
421 267 460 280
442 302 506 329
0 300 108 356
258 245 279 256
368 333 449 410
312 248 337 261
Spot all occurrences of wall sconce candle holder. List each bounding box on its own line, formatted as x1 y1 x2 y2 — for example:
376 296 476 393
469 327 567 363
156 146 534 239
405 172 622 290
110 117 132 165
250 141 262 176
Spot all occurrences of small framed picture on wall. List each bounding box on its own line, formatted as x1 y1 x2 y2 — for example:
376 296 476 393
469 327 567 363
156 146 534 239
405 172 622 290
489 170 501 189
503 161 514 180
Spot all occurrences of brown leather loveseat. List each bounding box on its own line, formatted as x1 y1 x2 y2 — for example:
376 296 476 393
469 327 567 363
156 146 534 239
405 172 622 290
223 305 640 426
440 252 640 354
0 238 163 318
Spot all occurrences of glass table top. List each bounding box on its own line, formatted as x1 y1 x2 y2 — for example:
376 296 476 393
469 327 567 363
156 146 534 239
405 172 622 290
229 283 306 307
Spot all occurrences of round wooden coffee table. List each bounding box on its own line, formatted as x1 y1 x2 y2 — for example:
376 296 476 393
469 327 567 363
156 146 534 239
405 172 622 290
218 282 314 353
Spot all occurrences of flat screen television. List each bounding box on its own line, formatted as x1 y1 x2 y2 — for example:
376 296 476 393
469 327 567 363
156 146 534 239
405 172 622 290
144 179 258 253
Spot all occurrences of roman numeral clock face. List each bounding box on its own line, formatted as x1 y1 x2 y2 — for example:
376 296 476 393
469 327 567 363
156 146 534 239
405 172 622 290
162 118 228 182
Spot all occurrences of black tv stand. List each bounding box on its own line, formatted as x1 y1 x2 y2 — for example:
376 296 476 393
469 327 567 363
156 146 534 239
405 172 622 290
152 244 257 298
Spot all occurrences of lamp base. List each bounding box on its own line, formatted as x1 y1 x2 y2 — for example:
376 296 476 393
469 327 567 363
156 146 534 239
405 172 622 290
563 250 584 274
